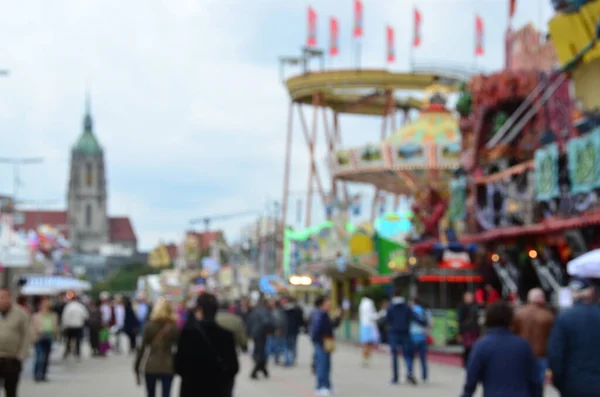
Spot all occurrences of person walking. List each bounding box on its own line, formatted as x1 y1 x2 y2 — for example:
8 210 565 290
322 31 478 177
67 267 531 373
134 298 180 397
270 299 287 365
457 291 481 368
135 293 151 335
247 297 274 379
175 293 239 397
123 297 140 354
409 298 430 383
113 295 126 353
548 277 600 397
87 299 103 357
31 297 59 382
216 300 248 353
283 297 304 367
311 295 339 396
358 293 379 367
0 288 32 397
461 301 540 397
61 294 89 360
386 289 425 385
513 288 555 388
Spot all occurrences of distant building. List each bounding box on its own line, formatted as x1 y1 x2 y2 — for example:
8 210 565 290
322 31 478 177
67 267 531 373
17 96 137 254
506 23 558 72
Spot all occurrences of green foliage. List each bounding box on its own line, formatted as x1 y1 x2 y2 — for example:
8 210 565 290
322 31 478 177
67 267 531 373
91 262 170 297
492 112 509 135
456 91 472 117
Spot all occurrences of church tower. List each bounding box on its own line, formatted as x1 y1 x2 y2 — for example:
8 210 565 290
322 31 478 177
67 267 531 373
67 95 110 253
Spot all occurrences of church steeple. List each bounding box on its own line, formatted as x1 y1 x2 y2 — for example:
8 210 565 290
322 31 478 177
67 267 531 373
84 90 93 132
73 91 102 156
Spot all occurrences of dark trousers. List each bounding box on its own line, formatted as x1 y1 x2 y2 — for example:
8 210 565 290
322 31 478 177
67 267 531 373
410 339 428 380
388 332 412 382
34 339 52 380
251 358 269 378
144 373 174 397
64 327 83 358
284 334 298 366
125 330 137 354
0 357 21 397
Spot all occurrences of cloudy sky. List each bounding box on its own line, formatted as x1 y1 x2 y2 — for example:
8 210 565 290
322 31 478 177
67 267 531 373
0 0 554 251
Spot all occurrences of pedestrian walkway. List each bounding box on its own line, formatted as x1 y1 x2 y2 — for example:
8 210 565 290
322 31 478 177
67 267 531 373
19 336 559 397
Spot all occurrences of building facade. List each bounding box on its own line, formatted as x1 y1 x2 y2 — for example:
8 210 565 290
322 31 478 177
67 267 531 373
19 97 137 254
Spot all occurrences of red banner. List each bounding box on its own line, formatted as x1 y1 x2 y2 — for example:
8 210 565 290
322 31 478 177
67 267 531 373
509 0 516 18
386 26 395 62
307 7 317 47
353 0 363 38
413 8 422 47
329 17 339 56
475 15 484 56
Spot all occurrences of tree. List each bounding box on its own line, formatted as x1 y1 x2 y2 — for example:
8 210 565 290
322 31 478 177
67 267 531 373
91 262 170 297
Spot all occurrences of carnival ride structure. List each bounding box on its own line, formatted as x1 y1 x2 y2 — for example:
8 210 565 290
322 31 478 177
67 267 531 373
448 3 600 303
279 66 471 311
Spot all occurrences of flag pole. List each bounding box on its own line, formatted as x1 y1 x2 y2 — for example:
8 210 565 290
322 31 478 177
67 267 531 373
356 37 362 70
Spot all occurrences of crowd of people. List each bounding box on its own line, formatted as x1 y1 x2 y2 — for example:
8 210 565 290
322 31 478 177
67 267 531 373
455 277 600 397
2 276 600 397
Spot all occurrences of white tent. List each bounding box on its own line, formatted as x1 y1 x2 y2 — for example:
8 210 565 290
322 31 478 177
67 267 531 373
20 275 92 296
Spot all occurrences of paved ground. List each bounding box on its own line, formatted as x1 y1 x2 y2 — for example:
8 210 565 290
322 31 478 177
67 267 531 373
17 336 559 397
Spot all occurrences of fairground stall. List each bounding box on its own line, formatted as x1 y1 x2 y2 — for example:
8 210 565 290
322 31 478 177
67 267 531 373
450 5 600 306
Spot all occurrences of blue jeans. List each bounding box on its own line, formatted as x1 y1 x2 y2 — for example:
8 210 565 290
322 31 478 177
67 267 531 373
314 342 332 390
284 334 298 366
145 374 174 397
267 334 285 363
388 333 413 382
410 338 428 380
34 339 52 380
537 358 548 386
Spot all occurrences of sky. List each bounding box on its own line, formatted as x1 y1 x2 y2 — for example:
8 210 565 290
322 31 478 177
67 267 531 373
0 0 554 251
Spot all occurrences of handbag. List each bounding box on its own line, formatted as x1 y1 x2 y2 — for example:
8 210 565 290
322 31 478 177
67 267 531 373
323 337 336 353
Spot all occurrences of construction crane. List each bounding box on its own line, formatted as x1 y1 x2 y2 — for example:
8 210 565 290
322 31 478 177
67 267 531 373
189 210 260 231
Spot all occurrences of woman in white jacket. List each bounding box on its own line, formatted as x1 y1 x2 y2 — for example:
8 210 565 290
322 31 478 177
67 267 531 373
358 293 379 367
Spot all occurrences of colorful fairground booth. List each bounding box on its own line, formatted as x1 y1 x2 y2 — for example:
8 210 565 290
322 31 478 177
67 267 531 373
327 86 482 344
284 216 378 312
446 6 600 308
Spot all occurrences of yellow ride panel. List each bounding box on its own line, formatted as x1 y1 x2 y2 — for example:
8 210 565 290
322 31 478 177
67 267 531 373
285 69 461 115
548 1 600 65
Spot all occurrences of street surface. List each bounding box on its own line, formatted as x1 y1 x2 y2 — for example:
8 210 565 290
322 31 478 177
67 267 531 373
19 336 559 397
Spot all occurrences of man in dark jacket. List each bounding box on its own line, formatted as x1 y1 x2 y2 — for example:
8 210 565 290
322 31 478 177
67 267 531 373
283 297 305 366
548 277 600 397
175 293 239 397
246 297 274 379
386 291 426 385
461 302 540 397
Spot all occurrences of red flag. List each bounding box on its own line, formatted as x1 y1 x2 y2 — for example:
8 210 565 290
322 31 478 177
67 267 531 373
413 8 422 47
307 7 317 47
386 26 395 63
475 15 484 56
509 0 516 18
353 0 363 38
329 17 339 56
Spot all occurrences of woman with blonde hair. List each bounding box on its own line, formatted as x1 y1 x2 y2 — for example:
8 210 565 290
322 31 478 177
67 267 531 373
134 298 180 397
